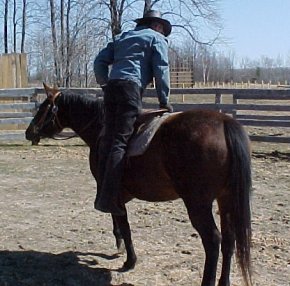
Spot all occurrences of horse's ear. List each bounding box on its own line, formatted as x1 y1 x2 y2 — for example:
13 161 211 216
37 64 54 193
43 82 59 101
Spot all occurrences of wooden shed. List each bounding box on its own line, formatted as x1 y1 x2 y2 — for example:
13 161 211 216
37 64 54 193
0 53 28 88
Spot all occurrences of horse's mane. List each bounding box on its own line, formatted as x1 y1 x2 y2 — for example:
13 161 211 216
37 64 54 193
61 89 104 124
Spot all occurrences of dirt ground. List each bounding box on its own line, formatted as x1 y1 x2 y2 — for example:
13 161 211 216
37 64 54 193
0 138 289 286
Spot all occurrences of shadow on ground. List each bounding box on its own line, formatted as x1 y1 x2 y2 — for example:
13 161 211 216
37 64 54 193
252 150 290 161
0 250 134 286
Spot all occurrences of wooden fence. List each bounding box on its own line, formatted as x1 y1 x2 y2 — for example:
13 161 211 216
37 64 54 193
0 87 290 143
170 71 194 88
0 53 28 88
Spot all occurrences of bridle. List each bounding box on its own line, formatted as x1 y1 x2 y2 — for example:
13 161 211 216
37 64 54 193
33 91 64 137
32 91 99 140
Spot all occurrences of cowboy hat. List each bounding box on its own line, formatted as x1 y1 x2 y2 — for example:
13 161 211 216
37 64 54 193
134 10 172 37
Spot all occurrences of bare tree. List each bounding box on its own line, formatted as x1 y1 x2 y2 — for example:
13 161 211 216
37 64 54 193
143 0 151 13
143 0 158 13
13 0 17 52
200 46 211 83
85 0 222 57
146 0 222 45
20 0 27 53
60 0 65 82
109 0 122 38
49 0 61 85
30 0 223 86
4 0 9 53
2 0 285 86
2 0 29 53
64 0 71 86
36 0 110 86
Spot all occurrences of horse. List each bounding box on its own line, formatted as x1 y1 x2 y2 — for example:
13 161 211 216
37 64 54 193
25 84 252 286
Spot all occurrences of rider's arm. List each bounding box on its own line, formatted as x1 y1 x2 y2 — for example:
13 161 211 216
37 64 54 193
93 41 114 86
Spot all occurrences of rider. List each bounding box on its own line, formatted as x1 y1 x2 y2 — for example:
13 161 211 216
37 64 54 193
93 10 173 216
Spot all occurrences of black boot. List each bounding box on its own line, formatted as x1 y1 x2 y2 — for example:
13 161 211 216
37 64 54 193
95 195 126 216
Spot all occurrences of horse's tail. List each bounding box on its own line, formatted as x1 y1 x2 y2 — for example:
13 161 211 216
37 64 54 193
223 118 252 286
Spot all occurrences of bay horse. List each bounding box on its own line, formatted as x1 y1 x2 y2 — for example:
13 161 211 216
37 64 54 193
25 84 252 286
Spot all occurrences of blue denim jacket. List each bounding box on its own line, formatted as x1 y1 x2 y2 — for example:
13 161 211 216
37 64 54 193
94 26 170 105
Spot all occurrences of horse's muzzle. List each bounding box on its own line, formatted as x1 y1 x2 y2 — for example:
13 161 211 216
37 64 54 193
25 124 40 144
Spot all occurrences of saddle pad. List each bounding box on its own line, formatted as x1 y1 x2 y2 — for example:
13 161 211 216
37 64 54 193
127 112 174 157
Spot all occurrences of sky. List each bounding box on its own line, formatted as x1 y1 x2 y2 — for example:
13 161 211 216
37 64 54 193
219 0 290 62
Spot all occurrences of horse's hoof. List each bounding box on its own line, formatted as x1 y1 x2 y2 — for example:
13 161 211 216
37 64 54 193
118 259 136 272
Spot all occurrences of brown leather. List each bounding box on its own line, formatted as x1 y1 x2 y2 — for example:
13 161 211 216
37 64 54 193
135 109 168 128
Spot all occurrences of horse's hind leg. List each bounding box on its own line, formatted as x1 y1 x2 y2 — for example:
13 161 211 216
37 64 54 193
217 199 235 286
183 199 221 286
112 215 125 253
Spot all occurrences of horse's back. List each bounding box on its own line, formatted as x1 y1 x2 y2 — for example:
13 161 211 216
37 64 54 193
124 109 234 202
160 109 231 193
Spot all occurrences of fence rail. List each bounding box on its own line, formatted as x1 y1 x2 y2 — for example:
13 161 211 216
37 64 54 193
1 87 290 143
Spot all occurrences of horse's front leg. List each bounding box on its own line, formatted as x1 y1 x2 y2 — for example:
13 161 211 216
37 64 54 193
113 209 137 271
90 148 127 255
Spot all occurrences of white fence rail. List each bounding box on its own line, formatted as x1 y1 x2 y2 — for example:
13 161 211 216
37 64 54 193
1 87 290 143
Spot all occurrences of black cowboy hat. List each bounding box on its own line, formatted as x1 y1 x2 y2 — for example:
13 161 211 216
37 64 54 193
134 10 172 37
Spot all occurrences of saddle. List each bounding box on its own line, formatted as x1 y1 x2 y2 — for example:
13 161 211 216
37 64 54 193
134 109 168 128
97 109 176 157
127 109 174 157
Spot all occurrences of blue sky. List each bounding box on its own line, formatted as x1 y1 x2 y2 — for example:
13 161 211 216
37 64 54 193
220 0 290 61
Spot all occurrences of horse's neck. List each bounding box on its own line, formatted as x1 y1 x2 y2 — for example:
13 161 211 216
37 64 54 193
61 95 102 147
72 118 99 147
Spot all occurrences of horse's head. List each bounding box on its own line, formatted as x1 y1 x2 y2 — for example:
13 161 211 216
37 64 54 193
25 83 64 143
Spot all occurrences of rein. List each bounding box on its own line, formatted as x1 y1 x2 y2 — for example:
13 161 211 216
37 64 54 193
51 115 98 141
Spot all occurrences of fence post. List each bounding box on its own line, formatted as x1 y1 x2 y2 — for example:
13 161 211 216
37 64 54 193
182 83 185 102
232 93 238 119
215 91 222 112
